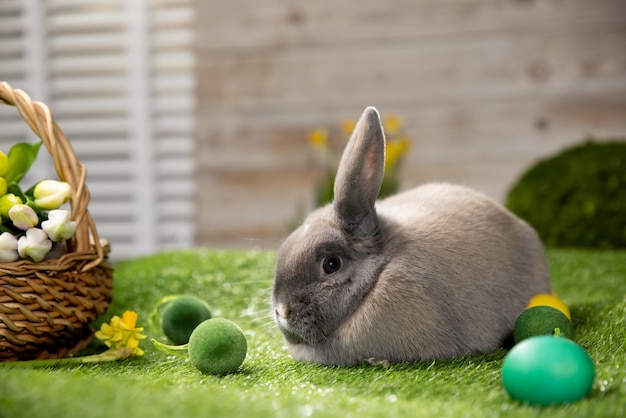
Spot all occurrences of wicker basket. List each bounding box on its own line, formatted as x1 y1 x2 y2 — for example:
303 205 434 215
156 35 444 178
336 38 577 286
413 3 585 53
0 81 113 361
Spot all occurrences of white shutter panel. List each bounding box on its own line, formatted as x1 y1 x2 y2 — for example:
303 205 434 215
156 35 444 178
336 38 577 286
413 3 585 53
0 0 54 184
0 0 196 259
149 0 196 251
0 1 27 144
47 1 136 257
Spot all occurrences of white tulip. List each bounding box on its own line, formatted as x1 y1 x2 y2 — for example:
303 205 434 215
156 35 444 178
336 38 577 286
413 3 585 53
41 209 77 242
33 180 72 210
0 232 19 262
8 204 39 230
17 228 52 262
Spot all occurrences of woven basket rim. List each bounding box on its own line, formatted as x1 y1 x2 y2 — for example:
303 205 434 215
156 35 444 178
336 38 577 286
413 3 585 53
0 81 106 272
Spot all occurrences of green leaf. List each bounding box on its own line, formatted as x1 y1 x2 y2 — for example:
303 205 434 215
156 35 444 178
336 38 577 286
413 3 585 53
4 141 43 184
151 338 189 359
0 222 23 236
0 347 136 368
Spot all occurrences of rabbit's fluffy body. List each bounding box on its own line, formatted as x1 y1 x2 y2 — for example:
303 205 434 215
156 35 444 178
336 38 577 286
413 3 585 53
272 107 551 366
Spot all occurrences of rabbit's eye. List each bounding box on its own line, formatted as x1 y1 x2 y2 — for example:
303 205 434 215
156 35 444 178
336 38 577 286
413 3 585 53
322 255 342 274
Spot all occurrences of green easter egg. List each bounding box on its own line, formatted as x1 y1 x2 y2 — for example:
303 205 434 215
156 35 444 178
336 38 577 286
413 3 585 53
513 305 573 344
502 335 595 406
188 318 248 375
162 295 212 345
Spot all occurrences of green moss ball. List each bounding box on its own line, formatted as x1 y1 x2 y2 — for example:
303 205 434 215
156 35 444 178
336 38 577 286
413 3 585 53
161 295 212 345
188 318 247 375
513 306 574 344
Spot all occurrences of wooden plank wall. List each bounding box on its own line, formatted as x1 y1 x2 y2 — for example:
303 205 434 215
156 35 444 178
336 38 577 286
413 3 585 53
195 0 626 248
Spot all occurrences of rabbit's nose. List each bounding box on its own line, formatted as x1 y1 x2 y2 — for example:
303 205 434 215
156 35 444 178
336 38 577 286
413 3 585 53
274 302 306 344
274 302 292 332
275 302 289 320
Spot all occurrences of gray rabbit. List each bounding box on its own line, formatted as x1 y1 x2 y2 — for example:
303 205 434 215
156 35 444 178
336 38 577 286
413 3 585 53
272 107 551 366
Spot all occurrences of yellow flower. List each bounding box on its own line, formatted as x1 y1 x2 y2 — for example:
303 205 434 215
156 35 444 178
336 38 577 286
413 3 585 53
307 128 328 150
385 137 410 171
340 119 356 135
95 310 147 356
383 114 403 136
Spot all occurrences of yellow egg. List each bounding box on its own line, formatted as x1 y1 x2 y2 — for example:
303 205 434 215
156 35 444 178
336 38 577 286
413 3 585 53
527 293 571 320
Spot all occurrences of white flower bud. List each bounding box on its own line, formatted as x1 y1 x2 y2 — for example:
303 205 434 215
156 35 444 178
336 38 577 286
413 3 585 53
0 232 19 262
17 228 52 262
33 180 72 210
41 209 77 242
8 204 39 230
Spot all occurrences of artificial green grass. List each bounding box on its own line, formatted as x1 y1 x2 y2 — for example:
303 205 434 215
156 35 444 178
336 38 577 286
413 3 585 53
0 249 624 418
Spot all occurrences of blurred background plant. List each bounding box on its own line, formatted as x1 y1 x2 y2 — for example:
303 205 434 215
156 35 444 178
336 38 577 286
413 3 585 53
308 114 411 207
506 139 626 249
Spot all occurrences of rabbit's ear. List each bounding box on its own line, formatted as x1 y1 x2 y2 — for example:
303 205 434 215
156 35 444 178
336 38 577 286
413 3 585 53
333 106 385 235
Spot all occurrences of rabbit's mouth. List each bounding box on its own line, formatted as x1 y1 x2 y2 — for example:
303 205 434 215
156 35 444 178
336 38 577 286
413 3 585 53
276 317 307 345
281 328 306 345
274 303 309 345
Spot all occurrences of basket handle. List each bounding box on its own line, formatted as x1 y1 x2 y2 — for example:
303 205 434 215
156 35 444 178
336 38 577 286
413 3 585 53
0 81 104 271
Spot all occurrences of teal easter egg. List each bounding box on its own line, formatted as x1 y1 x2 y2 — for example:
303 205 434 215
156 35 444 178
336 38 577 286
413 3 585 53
501 336 594 406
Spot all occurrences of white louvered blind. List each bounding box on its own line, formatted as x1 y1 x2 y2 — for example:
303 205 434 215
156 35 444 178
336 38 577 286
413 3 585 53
0 0 196 260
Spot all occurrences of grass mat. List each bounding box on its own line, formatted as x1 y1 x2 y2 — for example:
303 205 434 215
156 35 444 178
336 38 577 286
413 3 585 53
1 249 625 418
